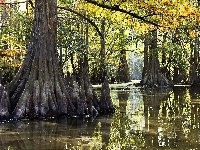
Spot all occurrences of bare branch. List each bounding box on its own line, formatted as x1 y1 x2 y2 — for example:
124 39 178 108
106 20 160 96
0 0 34 9
0 1 26 5
58 6 103 39
142 13 158 18
84 0 160 27
28 0 34 9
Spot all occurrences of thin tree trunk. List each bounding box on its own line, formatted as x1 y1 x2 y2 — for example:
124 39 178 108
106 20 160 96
98 18 107 83
161 32 170 80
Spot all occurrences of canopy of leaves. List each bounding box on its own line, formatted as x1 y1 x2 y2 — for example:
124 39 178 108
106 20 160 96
73 0 200 34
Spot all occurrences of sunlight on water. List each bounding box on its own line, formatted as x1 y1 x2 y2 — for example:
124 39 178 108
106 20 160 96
1 86 200 149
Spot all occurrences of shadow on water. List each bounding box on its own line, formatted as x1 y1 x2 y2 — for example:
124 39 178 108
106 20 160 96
1 86 200 149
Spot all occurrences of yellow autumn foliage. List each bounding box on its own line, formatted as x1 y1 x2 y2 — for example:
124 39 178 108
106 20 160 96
0 49 26 57
76 0 200 33
0 49 25 67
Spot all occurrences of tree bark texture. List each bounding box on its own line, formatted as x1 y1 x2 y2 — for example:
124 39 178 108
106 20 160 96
7 0 73 119
2 0 114 119
99 77 115 114
98 18 107 83
0 84 9 119
189 38 200 85
189 0 200 85
116 50 130 83
141 30 172 88
142 34 149 79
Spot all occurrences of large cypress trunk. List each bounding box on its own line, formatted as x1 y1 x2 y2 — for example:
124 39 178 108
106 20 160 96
7 0 74 119
142 34 149 79
189 38 200 85
189 0 200 85
1 0 115 120
140 30 172 88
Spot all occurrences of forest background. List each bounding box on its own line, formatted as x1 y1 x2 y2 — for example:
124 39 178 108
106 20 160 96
1 0 200 86
1 0 200 119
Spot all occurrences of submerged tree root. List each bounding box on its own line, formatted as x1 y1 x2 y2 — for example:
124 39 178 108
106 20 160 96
140 72 173 88
65 75 115 118
0 76 115 121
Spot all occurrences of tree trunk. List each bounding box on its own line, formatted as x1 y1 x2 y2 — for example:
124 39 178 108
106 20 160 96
140 30 172 88
99 77 115 114
173 67 179 83
116 50 130 83
161 32 171 81
74 19 114 116
189 38 200 85
97 18 107 83
0 0 115 120
6 0 74 119
142 33 149 79
0 84 9 119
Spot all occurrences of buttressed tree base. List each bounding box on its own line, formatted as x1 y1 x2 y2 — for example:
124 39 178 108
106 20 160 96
0 0 114 120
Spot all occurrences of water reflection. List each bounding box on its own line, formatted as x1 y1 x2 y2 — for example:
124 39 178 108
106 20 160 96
0 115 115 150
106 90 144 150
143 89 166 149
1 87 200 149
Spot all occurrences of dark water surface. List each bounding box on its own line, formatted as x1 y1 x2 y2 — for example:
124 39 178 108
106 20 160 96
1 86 200 150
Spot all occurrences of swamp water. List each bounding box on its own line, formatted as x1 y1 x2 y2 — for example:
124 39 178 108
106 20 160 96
0 86 200 150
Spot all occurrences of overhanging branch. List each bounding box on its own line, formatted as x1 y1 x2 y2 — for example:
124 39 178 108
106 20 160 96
84 0 160 27
0 1 26 4
58 6 104 39
0 0 34 9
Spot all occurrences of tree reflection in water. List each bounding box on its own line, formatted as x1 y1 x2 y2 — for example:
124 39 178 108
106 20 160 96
108 87 200 149
1 87 200 149
107 90 145 150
